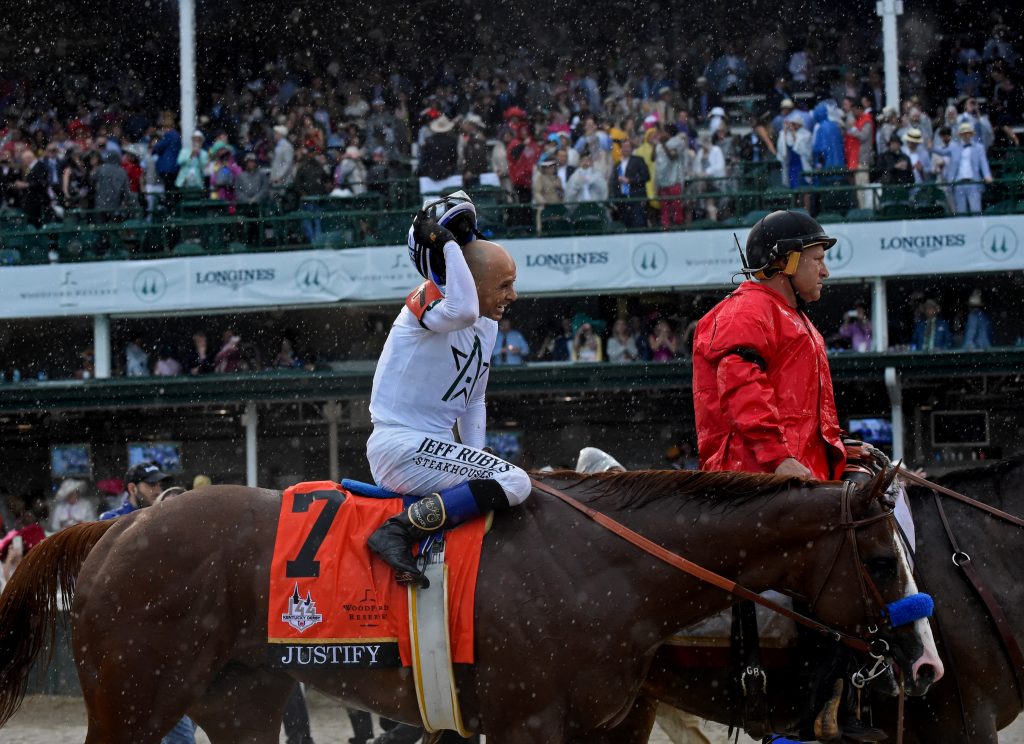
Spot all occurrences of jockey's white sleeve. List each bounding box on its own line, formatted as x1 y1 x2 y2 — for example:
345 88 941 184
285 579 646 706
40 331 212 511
422 241 479 332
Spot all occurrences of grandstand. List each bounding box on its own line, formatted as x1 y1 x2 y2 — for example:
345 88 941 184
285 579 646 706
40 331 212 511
0 0 1022 515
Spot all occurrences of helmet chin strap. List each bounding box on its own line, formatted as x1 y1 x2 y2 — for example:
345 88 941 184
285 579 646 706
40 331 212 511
787 274 809 311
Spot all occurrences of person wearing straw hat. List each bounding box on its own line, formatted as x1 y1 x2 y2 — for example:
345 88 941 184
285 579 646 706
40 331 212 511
932 121 992 214
900 128 931 182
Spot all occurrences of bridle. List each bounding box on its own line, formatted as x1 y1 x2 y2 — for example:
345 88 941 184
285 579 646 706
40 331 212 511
530 477 914 658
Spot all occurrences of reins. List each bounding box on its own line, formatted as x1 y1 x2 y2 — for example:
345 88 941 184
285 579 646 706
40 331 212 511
530 478 881 654
898 467 1024 529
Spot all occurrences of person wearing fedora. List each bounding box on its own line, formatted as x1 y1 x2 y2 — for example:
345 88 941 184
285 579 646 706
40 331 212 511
418 114 459 182
962 289 993 350
931 121 992 214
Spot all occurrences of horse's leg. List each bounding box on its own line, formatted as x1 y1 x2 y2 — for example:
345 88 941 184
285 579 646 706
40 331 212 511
568 693 659 744
188 665 296 744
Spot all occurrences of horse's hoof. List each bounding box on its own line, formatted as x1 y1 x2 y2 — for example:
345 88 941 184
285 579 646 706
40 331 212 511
813 678 844 741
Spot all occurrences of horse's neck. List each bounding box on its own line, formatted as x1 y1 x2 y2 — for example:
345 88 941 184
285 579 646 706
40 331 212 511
606 486 832 625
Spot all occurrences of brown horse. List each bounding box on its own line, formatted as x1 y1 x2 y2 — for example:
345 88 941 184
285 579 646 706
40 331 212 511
595 458 1024 744
0 469 940 744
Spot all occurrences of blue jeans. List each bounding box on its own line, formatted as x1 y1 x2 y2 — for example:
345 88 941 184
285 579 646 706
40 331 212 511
161 715 196 744
302 202 322 242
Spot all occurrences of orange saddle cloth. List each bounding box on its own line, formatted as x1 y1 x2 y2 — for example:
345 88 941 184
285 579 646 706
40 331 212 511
267 481 485 669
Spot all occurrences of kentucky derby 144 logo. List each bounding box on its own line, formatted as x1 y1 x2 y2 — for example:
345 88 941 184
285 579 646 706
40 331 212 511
282 583 324 632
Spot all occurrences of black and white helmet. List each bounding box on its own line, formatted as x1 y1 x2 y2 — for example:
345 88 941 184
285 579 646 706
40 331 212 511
407 190 479 289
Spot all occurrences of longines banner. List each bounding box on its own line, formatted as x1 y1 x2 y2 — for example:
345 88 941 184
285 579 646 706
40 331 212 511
1 215 1021 318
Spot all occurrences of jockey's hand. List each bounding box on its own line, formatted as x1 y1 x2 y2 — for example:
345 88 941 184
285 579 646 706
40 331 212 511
413 210 456 251
445 210 477 246
775 457 813 479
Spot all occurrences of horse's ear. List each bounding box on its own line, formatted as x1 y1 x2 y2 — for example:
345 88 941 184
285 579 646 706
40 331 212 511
855 464 899 511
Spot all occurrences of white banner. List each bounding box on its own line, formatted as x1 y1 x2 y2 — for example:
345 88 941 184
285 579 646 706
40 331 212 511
1 215 1021 318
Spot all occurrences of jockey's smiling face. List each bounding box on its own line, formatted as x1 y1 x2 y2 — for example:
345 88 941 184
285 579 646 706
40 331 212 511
466 241 518 321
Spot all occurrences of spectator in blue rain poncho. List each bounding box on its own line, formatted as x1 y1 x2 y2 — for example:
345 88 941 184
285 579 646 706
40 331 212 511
811 102 845 184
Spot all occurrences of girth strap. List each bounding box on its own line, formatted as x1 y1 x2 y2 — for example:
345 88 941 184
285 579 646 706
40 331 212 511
530 478 872 653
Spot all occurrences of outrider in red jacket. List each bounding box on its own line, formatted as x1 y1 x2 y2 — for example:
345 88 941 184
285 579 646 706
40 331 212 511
692 282 846 480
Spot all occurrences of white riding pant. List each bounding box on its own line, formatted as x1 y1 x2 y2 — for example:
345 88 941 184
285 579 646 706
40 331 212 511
367 425 531 505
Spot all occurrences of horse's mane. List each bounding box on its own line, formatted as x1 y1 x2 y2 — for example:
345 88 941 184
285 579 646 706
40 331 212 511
535 469 821 512
932 451 1024 488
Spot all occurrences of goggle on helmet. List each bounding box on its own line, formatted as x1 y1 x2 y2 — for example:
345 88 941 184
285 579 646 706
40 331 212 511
407 190 479 290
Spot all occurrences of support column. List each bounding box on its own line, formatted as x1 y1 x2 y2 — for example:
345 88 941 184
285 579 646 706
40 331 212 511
322 401 342 483
885 367 904 461
243 401 258 487
876 0 903 113
178 0 197 141
871 277 888 352
93 314 111 379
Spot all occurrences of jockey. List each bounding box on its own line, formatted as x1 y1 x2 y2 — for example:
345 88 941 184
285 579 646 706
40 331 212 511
692 210 886 742
367 192 531 588
692 209 845 480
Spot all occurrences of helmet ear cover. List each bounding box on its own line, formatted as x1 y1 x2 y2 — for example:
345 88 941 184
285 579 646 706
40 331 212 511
782 249 802 276
753 240 804 279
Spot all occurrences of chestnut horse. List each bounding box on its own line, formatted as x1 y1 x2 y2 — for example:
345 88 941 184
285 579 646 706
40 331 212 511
596 457 1024 744
0 469 940 744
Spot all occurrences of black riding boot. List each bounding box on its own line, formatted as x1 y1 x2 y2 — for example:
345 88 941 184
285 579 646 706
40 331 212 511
367 505 436 587
369 482 485 588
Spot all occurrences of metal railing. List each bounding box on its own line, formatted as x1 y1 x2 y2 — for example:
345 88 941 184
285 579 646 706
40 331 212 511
0 173 1021 264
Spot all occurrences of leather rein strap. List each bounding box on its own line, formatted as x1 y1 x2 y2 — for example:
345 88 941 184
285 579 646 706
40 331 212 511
530 478 871 653
899 468 1024 529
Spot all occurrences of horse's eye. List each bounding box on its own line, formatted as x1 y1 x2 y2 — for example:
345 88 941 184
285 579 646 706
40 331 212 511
867 557 897 577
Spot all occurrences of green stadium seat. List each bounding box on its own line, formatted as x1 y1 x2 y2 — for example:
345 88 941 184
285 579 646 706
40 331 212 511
845 208 875 221
0 210 28 231
227 241 250 253
172 242 205 256
311 230 350 249
689 219 719 229
540 204 572 235
0 248 21 265
816 212 845 223
742 210 770 226
571 202 609 234
370 213 410 245
984 199 1017 215
878 203 912 219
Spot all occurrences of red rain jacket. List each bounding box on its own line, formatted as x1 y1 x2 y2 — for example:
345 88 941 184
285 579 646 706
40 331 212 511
692 282 846 479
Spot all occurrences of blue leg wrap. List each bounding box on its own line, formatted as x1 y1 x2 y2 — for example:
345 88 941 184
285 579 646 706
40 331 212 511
436 482 482 526
886 592 934 627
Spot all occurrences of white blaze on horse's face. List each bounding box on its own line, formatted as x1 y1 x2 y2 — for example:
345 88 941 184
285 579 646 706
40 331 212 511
892 532 944 688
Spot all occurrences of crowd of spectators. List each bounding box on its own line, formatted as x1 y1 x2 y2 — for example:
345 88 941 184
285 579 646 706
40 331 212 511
0 14 1020 236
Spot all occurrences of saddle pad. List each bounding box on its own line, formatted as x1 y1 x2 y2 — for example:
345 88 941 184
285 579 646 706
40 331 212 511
267 480 486 669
